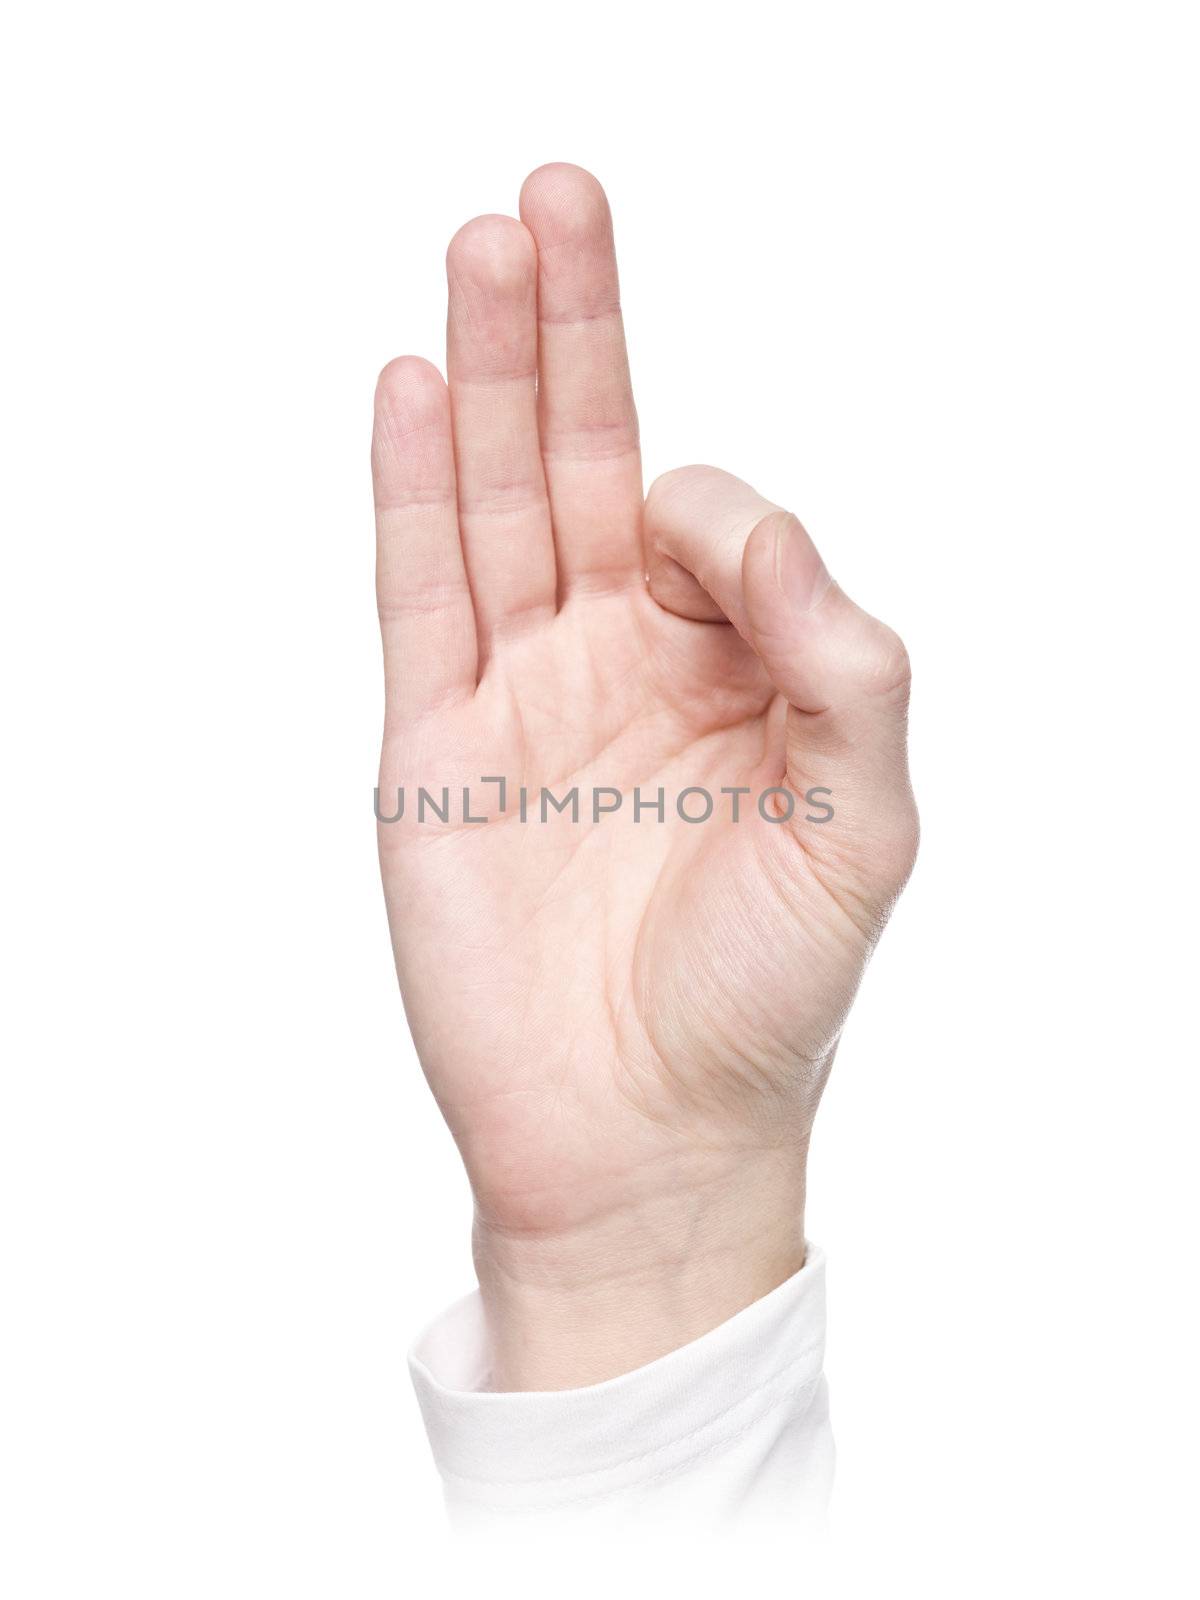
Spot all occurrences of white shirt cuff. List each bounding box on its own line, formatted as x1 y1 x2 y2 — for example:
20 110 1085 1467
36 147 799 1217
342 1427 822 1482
408 1244 834 1526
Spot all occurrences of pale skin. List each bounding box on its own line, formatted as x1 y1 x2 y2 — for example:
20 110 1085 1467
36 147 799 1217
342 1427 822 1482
373 164 918 1390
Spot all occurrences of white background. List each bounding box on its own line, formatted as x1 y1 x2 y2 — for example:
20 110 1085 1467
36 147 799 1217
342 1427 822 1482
3 2 1197 1595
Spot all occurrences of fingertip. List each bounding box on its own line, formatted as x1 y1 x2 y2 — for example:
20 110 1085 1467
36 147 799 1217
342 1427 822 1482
372 356 451 480
375 355 447 417
519 162 611 242
446 213 537 291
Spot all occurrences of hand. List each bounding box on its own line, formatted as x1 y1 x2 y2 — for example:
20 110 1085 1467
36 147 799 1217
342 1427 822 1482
372 165 917 1388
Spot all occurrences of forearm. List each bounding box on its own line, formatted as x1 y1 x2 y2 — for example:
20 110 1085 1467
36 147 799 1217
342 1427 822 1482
472 1147 809 1391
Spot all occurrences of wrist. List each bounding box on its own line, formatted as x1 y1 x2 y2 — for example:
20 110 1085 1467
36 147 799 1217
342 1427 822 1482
471 1148 808 1390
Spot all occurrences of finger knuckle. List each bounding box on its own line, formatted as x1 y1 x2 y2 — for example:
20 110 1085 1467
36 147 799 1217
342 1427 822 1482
645 463 720 514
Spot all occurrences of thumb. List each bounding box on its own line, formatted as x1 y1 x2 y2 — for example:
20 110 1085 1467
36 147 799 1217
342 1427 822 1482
645 465 917 897
741 510 917 905
741 508 911 774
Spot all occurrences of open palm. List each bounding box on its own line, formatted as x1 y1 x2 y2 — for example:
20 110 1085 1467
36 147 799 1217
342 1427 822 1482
373 165 916 1385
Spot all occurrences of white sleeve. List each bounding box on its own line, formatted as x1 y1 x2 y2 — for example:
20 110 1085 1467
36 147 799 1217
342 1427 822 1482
407 1243 833 1530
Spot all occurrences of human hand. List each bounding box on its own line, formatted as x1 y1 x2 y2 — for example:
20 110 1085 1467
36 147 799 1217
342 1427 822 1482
372 165 917 1388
